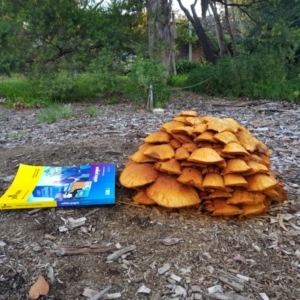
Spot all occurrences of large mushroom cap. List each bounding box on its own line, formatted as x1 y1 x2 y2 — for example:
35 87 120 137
146 175 201 208
263 184 287 202
241 202 268 216
177 167 203 189
207 118 239 133
202 173 226 190
235 128 259 152
226 189 266 205
222 142 250 156
182 142 198 153
223 173 248 187
188 148 225 164
193 123 208 134
161 121 185 133
143 144 175 160
175 147 190 160
129 144 158 163
222 158 252 175
211 199 244 216
243 160 269 175
154 159 181 175
178 110 199 117
144 130 171 143
169 138 182 149
246 174 278 191
119 162 159 188
214 131 240 144
194 131 218 143
171 126 195 136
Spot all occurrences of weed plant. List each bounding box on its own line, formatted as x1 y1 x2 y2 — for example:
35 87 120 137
36 104 75 123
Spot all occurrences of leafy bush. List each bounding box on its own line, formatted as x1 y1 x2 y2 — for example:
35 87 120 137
175 60 202 74
186 50 299 101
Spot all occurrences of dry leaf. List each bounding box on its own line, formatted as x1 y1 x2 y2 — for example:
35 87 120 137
29 275 49 299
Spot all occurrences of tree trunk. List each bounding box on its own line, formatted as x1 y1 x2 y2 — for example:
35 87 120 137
145 0 175 75
224 0 237 57
177 0 216 64
208 0 229 56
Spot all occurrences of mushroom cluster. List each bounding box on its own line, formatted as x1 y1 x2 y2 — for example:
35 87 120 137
119 111 286 217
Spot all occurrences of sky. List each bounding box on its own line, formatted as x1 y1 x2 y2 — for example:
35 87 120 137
99 0 202 16
173 0 202 15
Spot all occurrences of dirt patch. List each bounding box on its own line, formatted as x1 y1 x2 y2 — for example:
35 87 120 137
0 93 300 300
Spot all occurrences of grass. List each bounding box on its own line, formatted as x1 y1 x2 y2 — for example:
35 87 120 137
0 77 46 107
84 106 106 117
36 104 75 123
0 132 29 138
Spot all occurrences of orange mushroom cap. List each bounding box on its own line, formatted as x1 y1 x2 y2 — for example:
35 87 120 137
177 110 199 117
223 173 248 187
177 167 203 189
240 202 268 216
214 131 240 144
143 144 175 160
119 162 159 188
194 130 218 143
222 142 250 156
246 174 278 191
144 130 172 143
188 148 225 165
175 147 190 160
154 158 182 175
211 199 244 216
146 175 201 208
226 189 266 205
133 188 156 205
222 158 253 175
207 118 239 133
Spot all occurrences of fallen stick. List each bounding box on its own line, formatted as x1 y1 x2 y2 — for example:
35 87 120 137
90 285 112 300
106 245 136 261
46 244 117 256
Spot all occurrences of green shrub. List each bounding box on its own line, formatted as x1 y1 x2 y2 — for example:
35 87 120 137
168 74 189 87
186 51 297 101
175 60 202 74
36 103 75 123
124 59 171 106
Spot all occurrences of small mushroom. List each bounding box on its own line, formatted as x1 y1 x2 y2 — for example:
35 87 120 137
133 188 156 205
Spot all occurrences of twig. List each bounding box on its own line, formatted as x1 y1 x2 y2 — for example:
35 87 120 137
90 285 112 300
106 245 136 261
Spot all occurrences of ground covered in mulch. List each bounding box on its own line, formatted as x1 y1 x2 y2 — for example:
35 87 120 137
0 92 300 300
